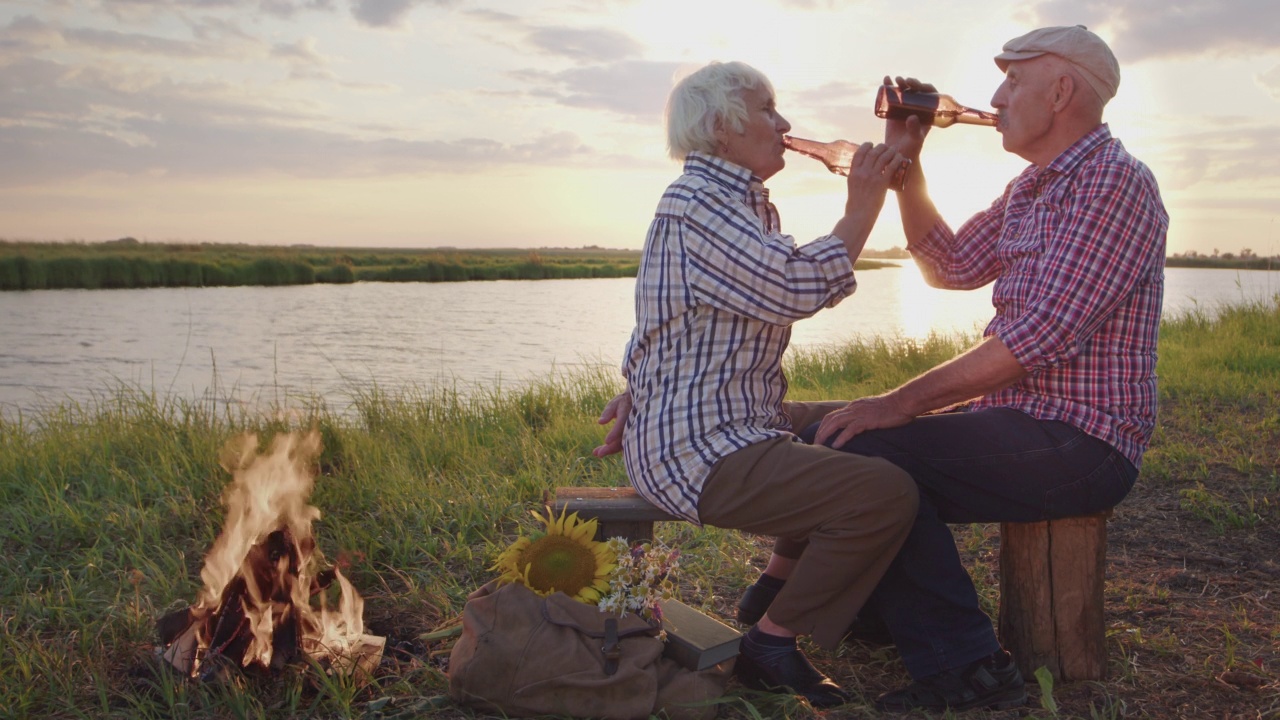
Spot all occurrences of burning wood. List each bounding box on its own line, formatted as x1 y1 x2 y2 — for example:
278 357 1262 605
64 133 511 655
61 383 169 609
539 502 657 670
158 430 384 681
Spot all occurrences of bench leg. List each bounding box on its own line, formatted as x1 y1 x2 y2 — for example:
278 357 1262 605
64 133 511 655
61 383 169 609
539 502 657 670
595 520 655 543
998 514 1108 681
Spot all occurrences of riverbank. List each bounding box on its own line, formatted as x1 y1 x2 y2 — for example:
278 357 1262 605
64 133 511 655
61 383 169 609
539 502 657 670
1166 255 1279 271
1 299 1276 718
0 240 643 290
0 240 898 291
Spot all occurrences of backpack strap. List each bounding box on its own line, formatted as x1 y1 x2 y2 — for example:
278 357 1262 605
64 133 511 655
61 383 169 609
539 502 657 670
601 618 621 676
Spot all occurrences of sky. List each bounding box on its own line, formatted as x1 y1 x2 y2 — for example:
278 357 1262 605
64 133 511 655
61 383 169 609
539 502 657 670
1 0 1278 257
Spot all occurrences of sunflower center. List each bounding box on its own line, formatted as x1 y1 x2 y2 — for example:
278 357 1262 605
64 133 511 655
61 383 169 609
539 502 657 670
522 535 600 596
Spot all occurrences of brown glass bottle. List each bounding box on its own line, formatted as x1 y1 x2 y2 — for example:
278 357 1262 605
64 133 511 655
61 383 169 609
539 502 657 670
875 84 998 128
783 135 911 192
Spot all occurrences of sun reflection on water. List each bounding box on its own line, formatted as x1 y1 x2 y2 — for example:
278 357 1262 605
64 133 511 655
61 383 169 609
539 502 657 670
896 262 994 342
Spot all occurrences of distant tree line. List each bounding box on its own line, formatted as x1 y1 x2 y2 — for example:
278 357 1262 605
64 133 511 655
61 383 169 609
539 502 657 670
0 239 641 291
13 237 1265 292
1166 247 1278 271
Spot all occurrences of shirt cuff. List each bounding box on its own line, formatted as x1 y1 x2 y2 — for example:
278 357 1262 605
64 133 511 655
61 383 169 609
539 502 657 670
808 234 857 300
994 313 1048 372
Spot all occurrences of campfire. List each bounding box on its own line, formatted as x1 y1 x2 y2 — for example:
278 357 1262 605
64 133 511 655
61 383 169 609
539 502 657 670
158 430 384 680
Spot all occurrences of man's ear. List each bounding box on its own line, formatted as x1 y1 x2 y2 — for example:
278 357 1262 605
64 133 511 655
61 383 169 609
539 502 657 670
1052 73 1075 112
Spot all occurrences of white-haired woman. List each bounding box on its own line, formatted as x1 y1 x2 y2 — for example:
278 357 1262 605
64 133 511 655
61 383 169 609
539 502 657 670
594 61 916 707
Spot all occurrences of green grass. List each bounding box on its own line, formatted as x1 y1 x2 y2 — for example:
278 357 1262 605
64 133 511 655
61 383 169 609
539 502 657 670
1 298 1277 719
1138 298 1280 487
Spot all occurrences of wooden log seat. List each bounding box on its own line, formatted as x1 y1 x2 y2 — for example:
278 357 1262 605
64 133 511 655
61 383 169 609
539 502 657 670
998 512 1111 681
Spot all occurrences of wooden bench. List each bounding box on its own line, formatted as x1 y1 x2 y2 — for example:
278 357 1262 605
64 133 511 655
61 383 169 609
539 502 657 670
547 486 679 543
551 485 1110 681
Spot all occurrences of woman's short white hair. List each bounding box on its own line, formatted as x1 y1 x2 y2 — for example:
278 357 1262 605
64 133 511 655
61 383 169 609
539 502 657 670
666 61 775 161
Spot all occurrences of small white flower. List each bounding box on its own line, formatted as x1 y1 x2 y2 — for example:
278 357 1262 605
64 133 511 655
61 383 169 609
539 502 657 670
597 537 681 624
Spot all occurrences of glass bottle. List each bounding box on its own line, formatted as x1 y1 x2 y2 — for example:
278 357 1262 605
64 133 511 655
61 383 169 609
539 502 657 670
875 84 998 128
783 135 911 192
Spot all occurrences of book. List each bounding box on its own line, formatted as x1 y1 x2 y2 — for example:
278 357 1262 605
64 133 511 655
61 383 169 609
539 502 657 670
660 600 741 671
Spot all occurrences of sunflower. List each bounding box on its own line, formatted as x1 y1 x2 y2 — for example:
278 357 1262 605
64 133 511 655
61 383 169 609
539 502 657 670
492 507 617 604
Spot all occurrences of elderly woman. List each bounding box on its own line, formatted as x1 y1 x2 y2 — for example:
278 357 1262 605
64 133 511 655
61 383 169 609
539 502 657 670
594 60 917 707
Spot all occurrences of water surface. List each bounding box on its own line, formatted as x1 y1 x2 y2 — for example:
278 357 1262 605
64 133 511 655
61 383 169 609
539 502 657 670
1 265 1274 417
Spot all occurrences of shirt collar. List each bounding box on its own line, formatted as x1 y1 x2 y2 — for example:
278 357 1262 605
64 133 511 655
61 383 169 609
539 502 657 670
683 151 759 197
1043 123 1112 176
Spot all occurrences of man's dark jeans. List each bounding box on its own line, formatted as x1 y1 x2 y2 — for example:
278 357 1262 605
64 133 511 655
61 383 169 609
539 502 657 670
801 407 1138 679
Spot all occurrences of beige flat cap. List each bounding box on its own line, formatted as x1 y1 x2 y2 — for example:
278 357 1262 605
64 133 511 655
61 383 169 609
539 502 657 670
995 25 1120 103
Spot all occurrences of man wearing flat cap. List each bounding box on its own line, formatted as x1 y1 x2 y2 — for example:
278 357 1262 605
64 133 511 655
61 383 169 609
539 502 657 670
737 25 1169 712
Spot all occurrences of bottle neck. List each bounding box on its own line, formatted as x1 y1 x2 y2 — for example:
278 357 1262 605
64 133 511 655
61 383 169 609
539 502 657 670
954 110 999 127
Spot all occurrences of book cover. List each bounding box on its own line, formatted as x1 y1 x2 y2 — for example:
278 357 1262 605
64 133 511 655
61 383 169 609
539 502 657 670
660 600 741 671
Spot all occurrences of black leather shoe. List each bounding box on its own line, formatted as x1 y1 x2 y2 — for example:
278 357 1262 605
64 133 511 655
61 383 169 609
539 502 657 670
874 650 1027 712
735 582 781 626
734 648 851 708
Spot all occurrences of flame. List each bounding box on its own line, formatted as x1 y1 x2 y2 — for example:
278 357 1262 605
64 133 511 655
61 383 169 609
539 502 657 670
184 429 367 675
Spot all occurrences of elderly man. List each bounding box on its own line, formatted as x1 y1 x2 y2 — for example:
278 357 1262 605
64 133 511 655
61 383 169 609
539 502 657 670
737 26 1169 712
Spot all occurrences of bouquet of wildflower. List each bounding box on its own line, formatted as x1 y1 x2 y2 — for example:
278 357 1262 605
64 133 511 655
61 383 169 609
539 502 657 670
597 537 681 624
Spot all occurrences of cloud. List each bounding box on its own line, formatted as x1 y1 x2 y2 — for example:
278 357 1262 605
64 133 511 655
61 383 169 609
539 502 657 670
94 0 452 26
0 16 62 60
1029 0 1280 61
272 36 327 65
782 80 887 142
2 14 373 88
464 8 518 24
513 60 682 119
64 25 216 56
0 55 597 186
1260 64 1280 98
466 11 645 63
1 121 596 186
525 27 643 62
189 15 260 43
272 37 341 81
1157 120 1280 191
350 0 413 27
350 131 594 172
349 0 457 28
98 0 334 20
775 0 847 8
0 14 250 60
262 0 336 16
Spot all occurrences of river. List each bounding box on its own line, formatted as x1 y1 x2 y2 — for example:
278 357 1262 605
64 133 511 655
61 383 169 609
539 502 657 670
1 265 1275 418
